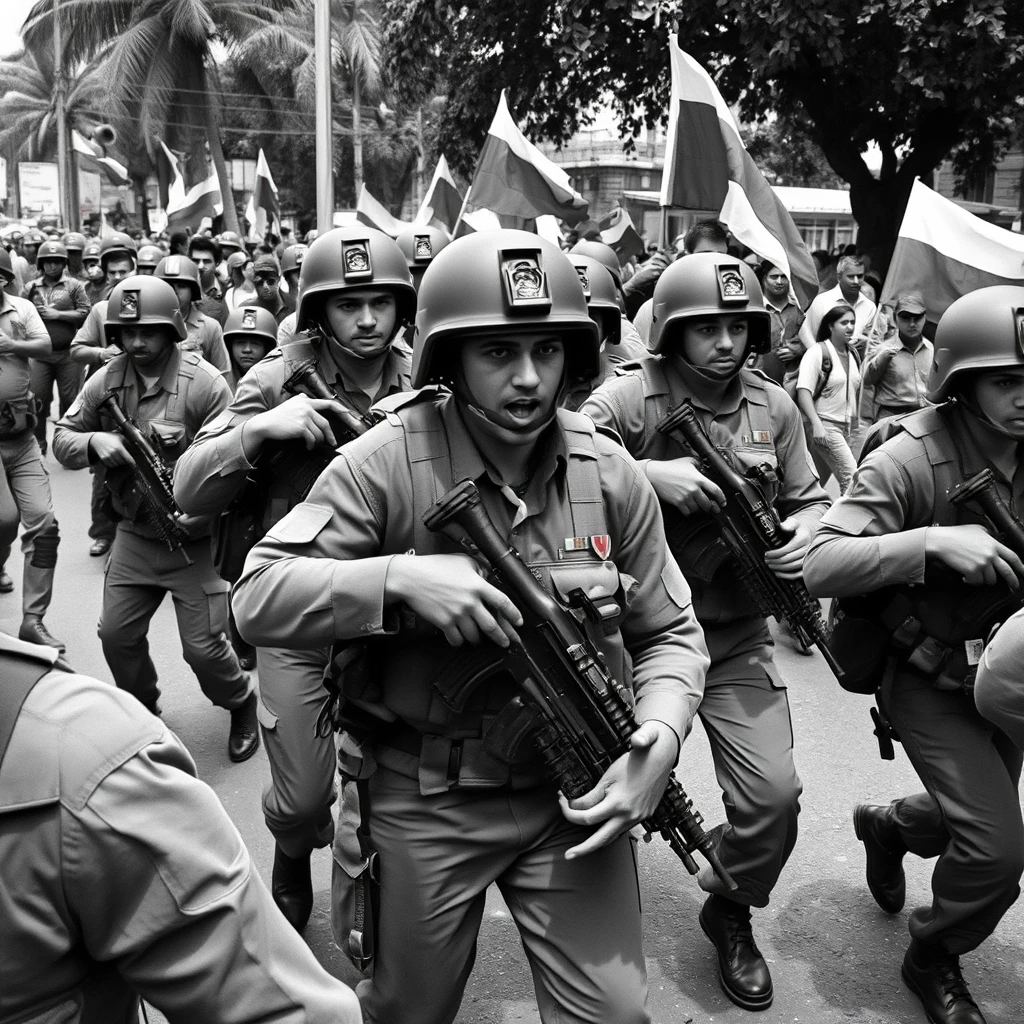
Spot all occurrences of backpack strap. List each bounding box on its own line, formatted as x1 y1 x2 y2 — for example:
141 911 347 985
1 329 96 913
163 349 200 426
0 640 62 770
737 370 774 439
812 342 833 403
556 408 609 539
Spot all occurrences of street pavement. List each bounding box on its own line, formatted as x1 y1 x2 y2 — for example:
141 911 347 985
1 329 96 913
6 445 1023 1024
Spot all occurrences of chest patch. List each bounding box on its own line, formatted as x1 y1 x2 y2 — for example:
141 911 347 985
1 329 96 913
563 534 612 560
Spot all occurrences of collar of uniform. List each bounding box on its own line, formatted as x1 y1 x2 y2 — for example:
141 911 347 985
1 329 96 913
184 305 203 327
107 344 183 397
764 297 793 313
0 290 14 314
318 338 410 399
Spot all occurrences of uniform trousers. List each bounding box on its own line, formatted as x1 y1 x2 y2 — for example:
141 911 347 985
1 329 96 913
98 527 250 711
883 670 1024 954
88 464 117 541
0 432 58 617
355 767 649 1024
696 618 803 907
255 644 337 857
30 350 83 447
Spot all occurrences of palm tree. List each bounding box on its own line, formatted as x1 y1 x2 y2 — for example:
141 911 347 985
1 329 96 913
25 0 300 234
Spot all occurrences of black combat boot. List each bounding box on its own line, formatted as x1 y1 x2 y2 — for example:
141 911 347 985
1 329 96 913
854 803 907 914
902 939 987 1024
19 616 66 652
272 845 314 932
0 566 13 593
228 690 260 763
699 894 774 1011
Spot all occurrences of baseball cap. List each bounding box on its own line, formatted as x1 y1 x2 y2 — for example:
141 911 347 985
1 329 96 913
252 254 281 278
227 251 250 272
895 291 927 316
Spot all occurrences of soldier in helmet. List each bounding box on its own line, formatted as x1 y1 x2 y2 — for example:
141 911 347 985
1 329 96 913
279 243 308 317
154 255 230 373
23 240 91 455
53 276 259 763
81 239 106 304
803 286 1024 1024
61 231 88 279
21 229 45 273
223 304 278 392
173 226 418 935
582 251 829 1012
0 247 64 649
135 243 165 276
98 233 139 298
231 229 709 1024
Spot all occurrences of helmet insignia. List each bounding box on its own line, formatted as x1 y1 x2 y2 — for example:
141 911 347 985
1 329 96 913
501 252 551 311
574 266 591 300
119 290 140 320
165 256 180 276
241 308 257 330
716 264 748 304
414 235 433 261
343 240 373 280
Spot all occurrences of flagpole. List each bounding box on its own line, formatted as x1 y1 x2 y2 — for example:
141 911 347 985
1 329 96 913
314 0 333 233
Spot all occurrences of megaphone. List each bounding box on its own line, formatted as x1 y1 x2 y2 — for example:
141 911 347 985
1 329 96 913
89 124 117 148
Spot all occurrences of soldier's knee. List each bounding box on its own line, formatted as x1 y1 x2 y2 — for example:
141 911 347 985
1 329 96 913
180 633 233 673
29 518 59 568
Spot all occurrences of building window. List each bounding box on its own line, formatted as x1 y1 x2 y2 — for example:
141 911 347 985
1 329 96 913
228 159 256 192
958 167 995 205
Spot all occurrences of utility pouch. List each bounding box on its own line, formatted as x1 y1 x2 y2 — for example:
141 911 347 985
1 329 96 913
210 503 259 583
331 776 379 975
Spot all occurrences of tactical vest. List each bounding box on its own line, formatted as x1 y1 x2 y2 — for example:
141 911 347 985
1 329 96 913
339 392 632 793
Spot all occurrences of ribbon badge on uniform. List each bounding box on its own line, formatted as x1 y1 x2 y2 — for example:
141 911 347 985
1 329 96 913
563 534 612 559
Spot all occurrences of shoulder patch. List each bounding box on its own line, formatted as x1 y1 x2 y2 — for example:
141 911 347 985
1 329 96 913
265 502 334 545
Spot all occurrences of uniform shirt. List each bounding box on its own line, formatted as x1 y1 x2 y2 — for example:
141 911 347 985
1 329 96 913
0 643 360 1024
23 272 91 351
277 311 298 345
803 404 1023 598
798 284 876 348
182 305 230 372
0 291 50 436
173 337 411 518
796 339 862 427
69 299 109 368
233 393 709 742
581 356 829 626
861 336 932 411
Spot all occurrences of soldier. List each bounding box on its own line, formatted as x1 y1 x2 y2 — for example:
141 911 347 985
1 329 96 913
280 243 309 313
0 632 361 1024
81 239 107 304
153 254 230 372
53 276 259 762
224 304 279 392
581 252 829 1012
232 229 709 1023
803 286 1024 1024
23 239 91 456
0 247 64 650
98 232 139 298
136 243 165 276
173 226 417 933
61 230 88 279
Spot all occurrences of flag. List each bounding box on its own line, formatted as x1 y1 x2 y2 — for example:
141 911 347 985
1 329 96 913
71 130 129 187
414 155 463 234
599 206 645 262
167 170 223 230
661 39 818 307
881 178 1024 322
244 149 280 240
460 90 589 230
355 184 410 238
156 140 186 212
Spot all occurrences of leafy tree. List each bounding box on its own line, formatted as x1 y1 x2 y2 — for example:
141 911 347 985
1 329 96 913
384 0 1024 270
741 118 845 191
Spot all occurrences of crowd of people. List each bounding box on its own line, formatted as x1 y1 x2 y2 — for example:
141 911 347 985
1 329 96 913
0 211 1021 1024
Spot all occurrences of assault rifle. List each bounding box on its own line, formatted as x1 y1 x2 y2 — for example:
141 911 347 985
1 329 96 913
99 393 193 564
281 353 379 445
656 399 842 679
423 478 736 891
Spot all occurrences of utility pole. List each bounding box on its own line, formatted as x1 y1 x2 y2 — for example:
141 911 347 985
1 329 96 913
352 76 363 200
53 1 76 230
315 0 334 233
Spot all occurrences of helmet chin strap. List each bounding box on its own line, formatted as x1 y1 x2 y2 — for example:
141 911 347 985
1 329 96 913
956 392 1020 441
453 367 560 447
671 345 750 387
318 319 403 361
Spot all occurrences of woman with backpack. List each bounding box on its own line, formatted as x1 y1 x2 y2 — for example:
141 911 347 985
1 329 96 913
795 302 862 492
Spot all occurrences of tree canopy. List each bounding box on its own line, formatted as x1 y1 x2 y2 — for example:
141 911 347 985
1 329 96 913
384 0 1024 267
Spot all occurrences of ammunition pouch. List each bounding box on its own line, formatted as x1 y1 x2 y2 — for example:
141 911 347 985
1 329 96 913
332 775 379 976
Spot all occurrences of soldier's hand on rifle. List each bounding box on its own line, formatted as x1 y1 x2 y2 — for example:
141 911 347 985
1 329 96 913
244 395 342 456
645 457 727 515
926 524 1024 589
559 720 680 859
764 516 816 580
385 553 524 649
89 432 136 468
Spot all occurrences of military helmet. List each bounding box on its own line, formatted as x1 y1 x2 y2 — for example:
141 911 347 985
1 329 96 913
223 305 279 348
36 239 68 264
104 275 187 344
569 239 622 288
136 244 165 270
396 224 451 275
649 252 771 355
0 248 14 283
928 285 1024 402
99 232 138 269
62 231 87 252
412 229 600 389
82 240 102 264
280 244 308 277
217 230 244 255
154 254 202 300
296 226 416 332
566 253 621 346
22 229 45 249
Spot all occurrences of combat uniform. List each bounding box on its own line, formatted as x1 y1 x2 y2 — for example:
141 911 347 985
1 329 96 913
181 302 230 371
0 633 361 1024
53 343 251 716
583 355 828 905
233 388 708 1024
974 607 1024 751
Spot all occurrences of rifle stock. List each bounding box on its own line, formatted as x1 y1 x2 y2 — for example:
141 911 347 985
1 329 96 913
423 478 736 891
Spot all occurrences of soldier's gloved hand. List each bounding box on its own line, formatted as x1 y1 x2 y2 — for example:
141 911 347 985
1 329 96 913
244 395 342 455
559 720 680 859
645 456 726 515
926 524 1024 589
764 516 816 580
385 553 524 649
89 432 135 468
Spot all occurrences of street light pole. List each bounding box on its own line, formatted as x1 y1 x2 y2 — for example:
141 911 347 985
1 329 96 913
315 0 334 233
53 0 75 230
